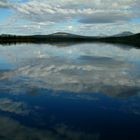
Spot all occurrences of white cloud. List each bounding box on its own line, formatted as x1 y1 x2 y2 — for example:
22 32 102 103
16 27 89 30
10 0 137 23
0 0 140 34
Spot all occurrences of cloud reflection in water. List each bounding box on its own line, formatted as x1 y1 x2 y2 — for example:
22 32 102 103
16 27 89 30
0 43 140 140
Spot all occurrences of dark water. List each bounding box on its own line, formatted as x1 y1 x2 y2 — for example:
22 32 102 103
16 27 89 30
0 43 140 140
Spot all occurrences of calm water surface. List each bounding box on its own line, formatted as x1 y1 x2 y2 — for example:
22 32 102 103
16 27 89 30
0 43 140 140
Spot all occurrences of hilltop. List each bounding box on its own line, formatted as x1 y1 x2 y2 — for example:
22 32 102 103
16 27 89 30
112 31 134 37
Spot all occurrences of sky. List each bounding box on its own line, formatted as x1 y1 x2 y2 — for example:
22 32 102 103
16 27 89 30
0 0 140 35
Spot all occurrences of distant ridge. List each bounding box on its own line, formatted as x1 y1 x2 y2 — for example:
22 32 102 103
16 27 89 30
0 31 136 38
48 31 134 37
50 32 76 36
0 32 140 47
48 32 85 38
113 31 134 37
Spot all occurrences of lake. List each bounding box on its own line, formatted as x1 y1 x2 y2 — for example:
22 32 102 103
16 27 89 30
0 43 140 140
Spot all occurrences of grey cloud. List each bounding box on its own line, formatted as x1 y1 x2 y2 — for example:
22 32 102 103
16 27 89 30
0 0 9 8
0 0 140 34
79 13 131 24
2 0 139 24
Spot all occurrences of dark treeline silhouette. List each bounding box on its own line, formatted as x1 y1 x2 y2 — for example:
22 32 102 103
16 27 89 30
0 32 140 47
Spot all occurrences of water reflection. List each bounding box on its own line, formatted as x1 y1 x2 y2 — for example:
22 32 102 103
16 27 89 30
0 116 100 140
0 43 140 140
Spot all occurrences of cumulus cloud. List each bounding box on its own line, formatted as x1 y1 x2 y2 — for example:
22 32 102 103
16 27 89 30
8 0 139 24
79 12 131 24
0 0 140 35
0 0 9 8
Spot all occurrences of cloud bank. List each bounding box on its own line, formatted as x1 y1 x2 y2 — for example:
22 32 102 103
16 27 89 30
0 0 140 34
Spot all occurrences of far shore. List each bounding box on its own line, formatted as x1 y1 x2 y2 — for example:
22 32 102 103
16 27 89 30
0 32 139 47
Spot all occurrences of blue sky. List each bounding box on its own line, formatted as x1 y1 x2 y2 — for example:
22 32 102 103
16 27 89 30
0 9 11 20
0 0 140 35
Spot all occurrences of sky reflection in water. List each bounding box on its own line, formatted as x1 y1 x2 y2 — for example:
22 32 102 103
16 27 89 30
0 43 140 140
